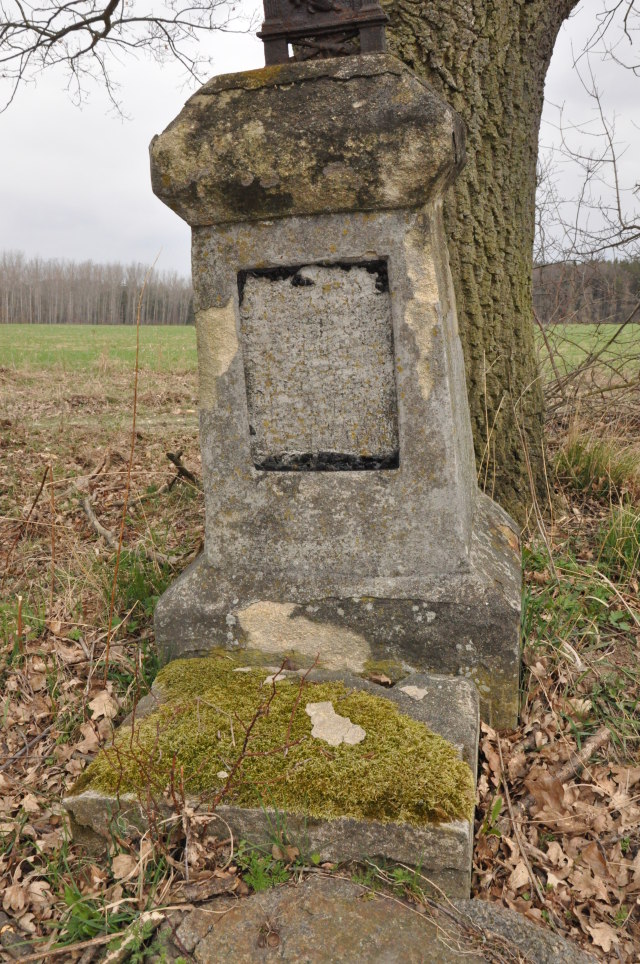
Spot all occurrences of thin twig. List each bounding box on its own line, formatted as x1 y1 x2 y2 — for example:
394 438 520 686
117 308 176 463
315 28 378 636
19 906 188 963
512 392 558 580
82 493 177 566
104 260 156 680
81 495 117 548
48 463 56 612
534 308 567 406
0 724 54 773
1 466 48 587
166 450 199 487
284 655 319 754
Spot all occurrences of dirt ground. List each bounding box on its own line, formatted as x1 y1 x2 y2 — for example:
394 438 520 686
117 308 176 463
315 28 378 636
1 358 639 961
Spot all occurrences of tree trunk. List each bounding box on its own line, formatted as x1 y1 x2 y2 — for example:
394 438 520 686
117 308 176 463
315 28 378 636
386 0 579 520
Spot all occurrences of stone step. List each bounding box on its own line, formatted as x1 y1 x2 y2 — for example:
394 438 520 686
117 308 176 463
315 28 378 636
65 664 479 897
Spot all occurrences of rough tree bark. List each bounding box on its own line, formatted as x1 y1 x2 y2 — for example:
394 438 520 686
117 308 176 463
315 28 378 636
386 0 580 520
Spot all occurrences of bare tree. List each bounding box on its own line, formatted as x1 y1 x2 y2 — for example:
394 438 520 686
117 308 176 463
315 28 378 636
0 0 248 110
533 41 640 420
0 251 193 325
385 0 640 514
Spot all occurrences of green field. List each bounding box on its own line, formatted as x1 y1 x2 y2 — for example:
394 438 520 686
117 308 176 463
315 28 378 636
537 323 640 378
0 323 197 372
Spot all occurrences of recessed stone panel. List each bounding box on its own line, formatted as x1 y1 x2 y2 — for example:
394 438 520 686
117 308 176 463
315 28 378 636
238 261 399 471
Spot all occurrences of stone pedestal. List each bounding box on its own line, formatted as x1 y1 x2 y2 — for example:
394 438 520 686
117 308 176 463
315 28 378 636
150 54 521 729
65 664 479 896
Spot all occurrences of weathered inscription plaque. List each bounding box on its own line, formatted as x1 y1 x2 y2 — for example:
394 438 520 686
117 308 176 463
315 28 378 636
238 261 399 471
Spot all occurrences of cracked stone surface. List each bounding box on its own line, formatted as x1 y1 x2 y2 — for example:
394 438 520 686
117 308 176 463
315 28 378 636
150 876 595 963
305 701 366 746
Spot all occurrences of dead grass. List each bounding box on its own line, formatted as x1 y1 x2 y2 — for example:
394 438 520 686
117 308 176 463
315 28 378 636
472 391 640 960
1 356 639 960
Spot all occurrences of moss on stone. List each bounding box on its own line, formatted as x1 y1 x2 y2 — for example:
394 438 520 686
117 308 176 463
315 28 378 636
71 655 475 826
361 658 407 683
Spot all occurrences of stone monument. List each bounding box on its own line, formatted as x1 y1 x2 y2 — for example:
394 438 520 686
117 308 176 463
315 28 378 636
149 38 521 730
64 9 523 900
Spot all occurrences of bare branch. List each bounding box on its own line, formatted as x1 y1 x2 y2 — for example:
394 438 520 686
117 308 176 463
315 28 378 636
0 0 253 112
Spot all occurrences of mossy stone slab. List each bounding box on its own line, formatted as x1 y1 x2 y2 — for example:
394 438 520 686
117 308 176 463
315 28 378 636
64 663 479 897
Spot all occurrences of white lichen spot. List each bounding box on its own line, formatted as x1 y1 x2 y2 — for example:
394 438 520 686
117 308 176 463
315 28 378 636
217 770 229 780
424 611 436 623
400 685 428 701
305 701 366 747
225 613 237 627
263 671 287 685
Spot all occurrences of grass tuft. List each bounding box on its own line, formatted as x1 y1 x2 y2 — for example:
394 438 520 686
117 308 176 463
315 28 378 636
599 505 640 584
555 432 640 501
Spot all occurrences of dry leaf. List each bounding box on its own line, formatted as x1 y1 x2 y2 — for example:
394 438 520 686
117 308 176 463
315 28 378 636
581 841 608 878
525 771 567 814
111 854 138 880
530 570 550 585
508 860 530 891
27 880 52 912
3 884 27 913
507 751 527 781
75 721 99 754
20 794 40 814
570 868 610 903
587 921 619 952
88 691 118 720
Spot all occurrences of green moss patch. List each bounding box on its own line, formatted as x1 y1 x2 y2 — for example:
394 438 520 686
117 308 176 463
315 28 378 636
72 656 474 826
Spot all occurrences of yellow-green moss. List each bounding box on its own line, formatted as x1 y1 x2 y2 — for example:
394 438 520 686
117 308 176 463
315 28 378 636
72 655 474 826
361 658 407 684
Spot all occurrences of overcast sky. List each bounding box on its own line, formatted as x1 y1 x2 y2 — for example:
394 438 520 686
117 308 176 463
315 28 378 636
1 0 638 277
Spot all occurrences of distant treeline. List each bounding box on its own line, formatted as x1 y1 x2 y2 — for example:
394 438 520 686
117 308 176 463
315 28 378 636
534 257 640 326
0 252 194 326
3 251 639 328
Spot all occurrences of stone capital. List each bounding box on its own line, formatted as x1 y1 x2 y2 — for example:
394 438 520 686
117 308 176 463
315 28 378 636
150 54 465 226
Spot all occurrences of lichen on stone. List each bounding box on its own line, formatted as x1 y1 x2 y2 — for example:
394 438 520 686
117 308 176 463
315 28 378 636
71 655 475 826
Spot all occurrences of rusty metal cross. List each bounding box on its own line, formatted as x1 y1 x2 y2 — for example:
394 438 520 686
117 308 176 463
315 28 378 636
258 0 388 65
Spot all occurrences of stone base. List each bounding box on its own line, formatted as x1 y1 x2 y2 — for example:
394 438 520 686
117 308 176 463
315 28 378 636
155 493 521 729
64 669 479 898
65 794 473 898
148 877 596 963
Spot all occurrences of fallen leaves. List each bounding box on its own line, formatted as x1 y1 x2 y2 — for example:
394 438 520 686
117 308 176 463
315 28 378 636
476 718 640 962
